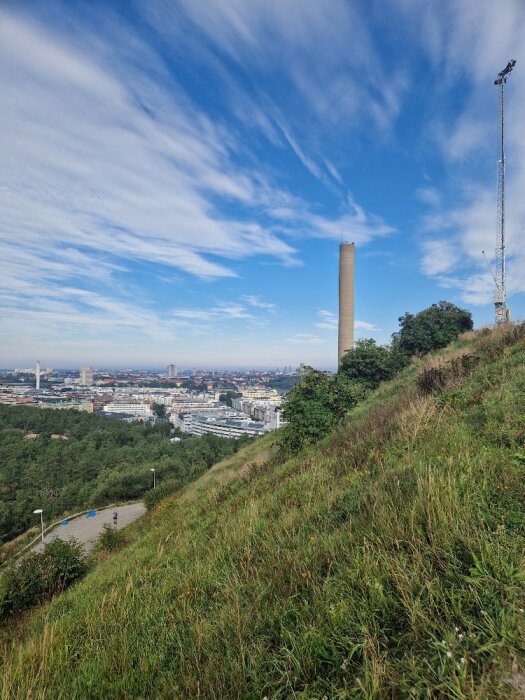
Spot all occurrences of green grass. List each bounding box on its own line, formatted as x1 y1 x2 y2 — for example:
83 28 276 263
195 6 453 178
2 325 525 698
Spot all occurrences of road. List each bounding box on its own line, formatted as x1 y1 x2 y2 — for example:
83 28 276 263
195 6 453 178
32 502 146 555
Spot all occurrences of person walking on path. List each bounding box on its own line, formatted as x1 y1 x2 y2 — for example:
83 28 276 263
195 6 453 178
113 511 118 527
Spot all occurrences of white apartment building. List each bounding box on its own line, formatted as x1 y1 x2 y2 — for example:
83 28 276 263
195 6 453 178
240 387 280 400
103 402 152 416
187 415 268 439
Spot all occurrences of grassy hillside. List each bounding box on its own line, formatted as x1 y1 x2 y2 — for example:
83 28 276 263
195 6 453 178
2 325 525 698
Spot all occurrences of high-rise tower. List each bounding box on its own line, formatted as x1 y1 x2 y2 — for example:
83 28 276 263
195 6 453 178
338 242 355 365
79 367 94 386
35 360 41 390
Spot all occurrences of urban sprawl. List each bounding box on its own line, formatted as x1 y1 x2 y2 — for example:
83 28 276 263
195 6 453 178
0 364 297 438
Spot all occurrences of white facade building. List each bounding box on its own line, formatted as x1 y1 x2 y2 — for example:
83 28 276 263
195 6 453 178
171 409 269 438
103 402 152 416
79 367 94 386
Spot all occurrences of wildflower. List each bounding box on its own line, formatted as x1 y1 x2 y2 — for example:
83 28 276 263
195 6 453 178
519 608 524 613
441 640 447 645
460 658 466 664
341 658 349 671
309 535 316 542
458 633 464 640
454 626 459 632
446 651 453 658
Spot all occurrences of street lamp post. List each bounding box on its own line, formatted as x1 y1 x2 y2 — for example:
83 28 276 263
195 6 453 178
33 508 44 543
150 468 156 489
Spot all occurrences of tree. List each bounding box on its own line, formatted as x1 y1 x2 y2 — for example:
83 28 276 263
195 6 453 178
280 366 363 455
219 391 242 407
152 403 166 419
339 339 397 390
280 367 335 454
329 372 366 417
392 301 473 359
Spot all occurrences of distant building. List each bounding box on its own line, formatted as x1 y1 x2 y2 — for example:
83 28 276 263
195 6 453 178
171 410 269 439
35 360 41 390
103 402 152 417
42 401 94 413
167 364 177 378
79 367 94 386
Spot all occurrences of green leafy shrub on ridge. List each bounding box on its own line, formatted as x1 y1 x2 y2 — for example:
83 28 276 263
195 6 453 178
280 301 473 456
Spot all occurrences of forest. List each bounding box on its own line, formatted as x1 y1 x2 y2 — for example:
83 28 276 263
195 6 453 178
0 405 250 543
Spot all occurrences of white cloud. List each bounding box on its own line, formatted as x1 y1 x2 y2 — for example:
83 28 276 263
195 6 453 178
415 186 441 208
355 321 381 332
315 309 338 330
315 310 380 333
401 0 525 307
286 334 325 345
241 296 277 311
0 3 399 366
172 304 253 322
142 0 409 133
420 240 460 276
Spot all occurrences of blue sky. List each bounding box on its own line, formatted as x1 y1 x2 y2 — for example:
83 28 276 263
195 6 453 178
1 0 525 369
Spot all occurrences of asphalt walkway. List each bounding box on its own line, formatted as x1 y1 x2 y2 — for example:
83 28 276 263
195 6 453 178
32 502 146 555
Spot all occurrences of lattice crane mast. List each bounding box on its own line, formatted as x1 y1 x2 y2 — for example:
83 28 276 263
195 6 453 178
493 59 516 324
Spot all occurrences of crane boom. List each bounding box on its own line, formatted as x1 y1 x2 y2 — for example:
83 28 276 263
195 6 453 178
493 59 515 324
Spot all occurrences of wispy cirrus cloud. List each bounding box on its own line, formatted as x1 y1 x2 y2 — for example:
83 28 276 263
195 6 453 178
241 296 277 311
315 310 380 333
286 334 325 346
0 2 399 367
315 310 338 330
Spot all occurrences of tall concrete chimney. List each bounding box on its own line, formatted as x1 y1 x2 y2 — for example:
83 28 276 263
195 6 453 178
35 360 41 390
338 242 355 365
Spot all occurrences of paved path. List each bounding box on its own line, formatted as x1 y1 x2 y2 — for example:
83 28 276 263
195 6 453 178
32 503 146 555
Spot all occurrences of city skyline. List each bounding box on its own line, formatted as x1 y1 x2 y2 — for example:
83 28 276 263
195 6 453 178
2 1 525 368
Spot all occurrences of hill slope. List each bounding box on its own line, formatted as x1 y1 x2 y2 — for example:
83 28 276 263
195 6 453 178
2 325 525 698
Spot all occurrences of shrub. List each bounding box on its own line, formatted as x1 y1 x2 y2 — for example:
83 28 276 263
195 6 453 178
339 338 398 389
392 301 473 358
280 367 338 454
94 524 126 552
144 478 181 510
0 538 85 620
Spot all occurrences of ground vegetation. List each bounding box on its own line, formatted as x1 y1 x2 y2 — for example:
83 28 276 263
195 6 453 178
1 324 524 697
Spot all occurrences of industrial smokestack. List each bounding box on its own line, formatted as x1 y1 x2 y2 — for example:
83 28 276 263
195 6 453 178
35 360 41 390
338 242 355 365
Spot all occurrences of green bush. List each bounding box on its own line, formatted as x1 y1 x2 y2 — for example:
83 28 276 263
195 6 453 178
144 478 181 510
280 302 474 455
339 338 398 388
94 524 126 552
392 300 473 358
0 538 85 620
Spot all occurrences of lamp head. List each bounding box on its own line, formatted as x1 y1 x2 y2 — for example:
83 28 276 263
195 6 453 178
495 59 516 84
33 509 43 514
